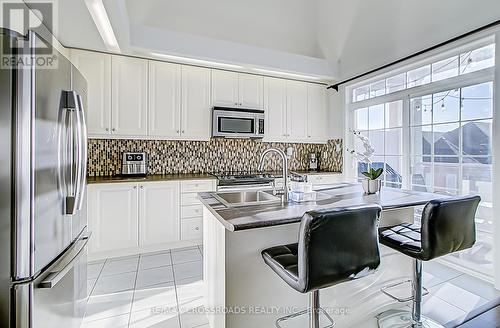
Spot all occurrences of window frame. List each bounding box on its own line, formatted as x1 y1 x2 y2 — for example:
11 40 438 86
343 36 497 280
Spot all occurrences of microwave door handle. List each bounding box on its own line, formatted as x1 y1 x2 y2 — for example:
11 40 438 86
75 94 87 210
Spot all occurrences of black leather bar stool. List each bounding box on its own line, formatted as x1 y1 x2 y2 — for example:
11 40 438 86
261 205 382 328
377 195 481 328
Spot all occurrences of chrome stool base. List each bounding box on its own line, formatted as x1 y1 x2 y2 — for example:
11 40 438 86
377 309 443 328
276 290 334 328
276 307 334 328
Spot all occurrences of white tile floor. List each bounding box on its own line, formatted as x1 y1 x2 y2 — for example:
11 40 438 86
82 246 207 328
83 246 500 328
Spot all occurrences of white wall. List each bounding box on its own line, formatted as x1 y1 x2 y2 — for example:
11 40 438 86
317 0 500 80
327 90 344 140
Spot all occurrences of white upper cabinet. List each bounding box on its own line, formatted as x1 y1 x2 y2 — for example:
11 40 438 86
148 61 181 137
263 77 287 141
238 73 263 109
264 77 328 143
212 70 239 107
72 48 327 142
139 181 180 246
212 71 263 109
111 56 148 136
181 66 211 140
307 84 328 142
71 49 111 135
286 80 308 141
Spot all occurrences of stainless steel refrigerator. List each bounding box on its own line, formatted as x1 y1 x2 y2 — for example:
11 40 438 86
1 28 89 327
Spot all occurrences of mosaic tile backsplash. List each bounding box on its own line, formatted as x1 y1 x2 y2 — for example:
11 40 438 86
87 138 343 176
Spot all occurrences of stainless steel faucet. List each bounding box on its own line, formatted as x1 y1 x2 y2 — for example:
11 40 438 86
258 148 288 203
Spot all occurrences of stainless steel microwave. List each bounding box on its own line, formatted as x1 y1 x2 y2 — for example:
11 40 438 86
212 107 265 138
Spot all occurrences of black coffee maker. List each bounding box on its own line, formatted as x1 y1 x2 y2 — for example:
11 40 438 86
308 153 319 172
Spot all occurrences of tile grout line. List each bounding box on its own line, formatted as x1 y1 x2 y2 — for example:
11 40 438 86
90 258 107 295
81 258 108 325
170 250 183 328
127 256 140 328
427 276 491 313
172 259 202 266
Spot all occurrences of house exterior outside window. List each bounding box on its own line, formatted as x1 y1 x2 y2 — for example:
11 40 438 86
345 37 496 278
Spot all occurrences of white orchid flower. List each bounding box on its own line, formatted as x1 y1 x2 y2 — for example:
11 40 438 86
348 130 375 163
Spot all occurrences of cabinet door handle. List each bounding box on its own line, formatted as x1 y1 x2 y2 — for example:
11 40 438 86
112 128 116 132
133 186 137 189
176 130 180 134
181 130 185 134
105 128 109 132
140 186 144 189
195 227 200 231
239 103 242 106
234 102 238 106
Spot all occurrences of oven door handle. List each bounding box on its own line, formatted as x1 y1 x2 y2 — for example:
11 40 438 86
38 233 90 289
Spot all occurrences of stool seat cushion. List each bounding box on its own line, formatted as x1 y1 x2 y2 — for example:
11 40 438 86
262 244 300 290
379 223 423 259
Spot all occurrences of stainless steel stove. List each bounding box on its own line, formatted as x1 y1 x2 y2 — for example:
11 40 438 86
211 171 276 191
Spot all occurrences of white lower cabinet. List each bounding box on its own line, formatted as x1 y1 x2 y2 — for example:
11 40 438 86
180 180 216 241
87 179 215 258
139 181 180 246
306 173 343 185
274 173 344 189
88 183 139 254
181 218 203 241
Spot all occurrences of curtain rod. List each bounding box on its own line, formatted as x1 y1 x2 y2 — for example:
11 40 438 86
327 19 500 91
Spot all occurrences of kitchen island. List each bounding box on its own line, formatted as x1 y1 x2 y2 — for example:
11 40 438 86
198 184 445 328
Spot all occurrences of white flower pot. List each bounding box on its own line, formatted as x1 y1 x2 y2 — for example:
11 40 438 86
362 179 381 194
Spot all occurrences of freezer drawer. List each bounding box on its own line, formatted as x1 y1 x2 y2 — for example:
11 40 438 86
12 232 89 328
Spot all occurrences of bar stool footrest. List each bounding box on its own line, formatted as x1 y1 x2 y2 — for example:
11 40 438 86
276 307 335 328
377 309 443 328
380 279 429 303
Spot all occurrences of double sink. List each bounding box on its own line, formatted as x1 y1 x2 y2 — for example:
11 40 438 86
212 190 282 207
211 183 351 208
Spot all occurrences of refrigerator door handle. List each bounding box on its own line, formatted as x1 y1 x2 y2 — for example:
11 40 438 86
57 93 67 207
75 94 87 211
72 91 83 213
62 91 81 215
38 232 90 289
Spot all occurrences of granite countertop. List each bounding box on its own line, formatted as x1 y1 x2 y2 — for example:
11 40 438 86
293 170 342 175
87 173 216 184
86 170 342 184
198 183 446 232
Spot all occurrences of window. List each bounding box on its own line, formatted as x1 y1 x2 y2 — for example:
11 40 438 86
354 101 404 188
348 39 495 277
350 43 495 103
409 82 492 198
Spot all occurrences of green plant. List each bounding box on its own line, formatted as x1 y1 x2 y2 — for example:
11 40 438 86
362 167 383 180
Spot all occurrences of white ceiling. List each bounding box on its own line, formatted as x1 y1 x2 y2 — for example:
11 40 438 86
53 0 500 81
317 0 500 79
126 0 320 58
